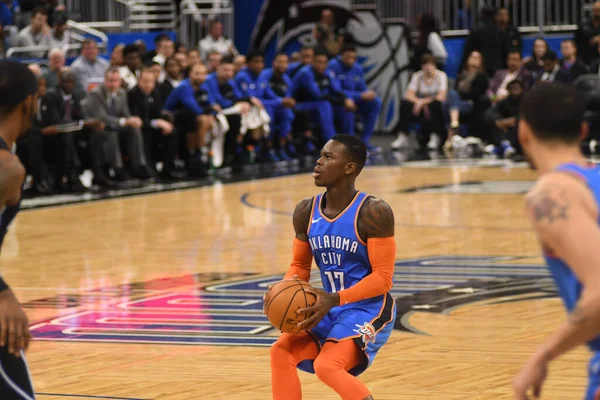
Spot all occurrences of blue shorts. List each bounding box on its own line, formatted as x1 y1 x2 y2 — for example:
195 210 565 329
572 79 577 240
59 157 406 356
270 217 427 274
297 293 396 376
586 352 600 400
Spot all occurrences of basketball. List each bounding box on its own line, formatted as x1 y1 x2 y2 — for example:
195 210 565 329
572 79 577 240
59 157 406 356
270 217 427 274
264 279 317 333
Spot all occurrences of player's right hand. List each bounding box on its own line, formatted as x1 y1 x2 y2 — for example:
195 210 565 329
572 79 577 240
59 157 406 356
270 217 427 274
0 289 31 357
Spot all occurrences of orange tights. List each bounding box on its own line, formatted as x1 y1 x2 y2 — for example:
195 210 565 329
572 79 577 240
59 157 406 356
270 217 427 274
270 332 372 400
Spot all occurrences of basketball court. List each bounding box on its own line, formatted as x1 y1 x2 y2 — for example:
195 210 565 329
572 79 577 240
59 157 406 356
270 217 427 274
5 158 590 399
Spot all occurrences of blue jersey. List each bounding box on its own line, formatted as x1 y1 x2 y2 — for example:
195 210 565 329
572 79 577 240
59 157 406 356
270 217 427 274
307 191 388 309
234 68 265 99
328 58 368 101
291 65 346 104
0 137 20 251
163 78 215 116
205 72 245 109
545 163 600 351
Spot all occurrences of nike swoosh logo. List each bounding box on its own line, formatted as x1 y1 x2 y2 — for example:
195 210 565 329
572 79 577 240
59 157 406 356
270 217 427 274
312 218 322 223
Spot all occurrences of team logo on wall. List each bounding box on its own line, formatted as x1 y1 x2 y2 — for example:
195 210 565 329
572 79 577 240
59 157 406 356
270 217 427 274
249 0 411 133
26 256 551 347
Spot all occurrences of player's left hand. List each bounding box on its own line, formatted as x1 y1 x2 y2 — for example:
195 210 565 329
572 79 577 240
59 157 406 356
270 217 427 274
296 287 339 331
512 350 549 400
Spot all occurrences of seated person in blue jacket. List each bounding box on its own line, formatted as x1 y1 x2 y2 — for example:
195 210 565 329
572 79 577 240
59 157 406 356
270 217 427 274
205 57 252 167
163 63 217 173
287 46 315 79
259 52 297 162
329 45 382 152
291 47 356 145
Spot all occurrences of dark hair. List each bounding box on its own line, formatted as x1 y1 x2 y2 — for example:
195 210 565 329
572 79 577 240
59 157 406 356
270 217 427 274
123 44 140 57
531 38 548 62
220 56 234 65
506 79 524 90
341 45 357 54
31 6 48 18
187 48 200 55
246 50 264 62
154 34 171 44
332 134 367 174
420 53 435 66
520 83 585 143
314 47 330 59
562 39 577 48
541 49 558 61
507 49 522 58
479 6 497 22
0 60 38 116
418 13 439 47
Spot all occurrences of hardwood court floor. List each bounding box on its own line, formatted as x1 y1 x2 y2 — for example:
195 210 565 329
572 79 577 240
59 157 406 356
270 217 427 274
1 160 592 399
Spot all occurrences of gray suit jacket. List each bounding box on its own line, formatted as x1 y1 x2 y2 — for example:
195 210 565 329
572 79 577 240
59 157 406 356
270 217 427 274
83 85 131 131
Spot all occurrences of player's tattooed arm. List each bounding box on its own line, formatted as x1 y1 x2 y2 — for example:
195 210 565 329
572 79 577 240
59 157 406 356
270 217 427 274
358 197 395 241
525 186 570 225
293 197 313 242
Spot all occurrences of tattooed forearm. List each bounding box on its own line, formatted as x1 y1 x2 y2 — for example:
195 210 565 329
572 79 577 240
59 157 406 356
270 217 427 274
569 303 590 326
526 188 569 224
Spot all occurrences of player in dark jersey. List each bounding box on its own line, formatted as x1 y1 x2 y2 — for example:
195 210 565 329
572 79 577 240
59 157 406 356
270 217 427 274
0 60 38 399
512 83 600 399
267 135 396 400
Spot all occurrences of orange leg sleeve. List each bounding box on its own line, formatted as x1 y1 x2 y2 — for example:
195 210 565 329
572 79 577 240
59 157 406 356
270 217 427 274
270 332 320 400
313 341 371 400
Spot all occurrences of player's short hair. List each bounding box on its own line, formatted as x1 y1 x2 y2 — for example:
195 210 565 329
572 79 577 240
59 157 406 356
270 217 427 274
220 56 234 65
0 60 38 117
314 47 329 59
341 45 357 54
123 44 140 57
332 134 367 174
246 50 264 62
520 82 585 144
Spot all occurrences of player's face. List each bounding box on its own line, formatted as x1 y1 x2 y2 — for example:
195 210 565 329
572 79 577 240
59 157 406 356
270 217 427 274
190 64 207 85
341 51 357 68
312 55 329 75
273 55 289 74
313 140 354 187
301 49 314 65
248 57 264 75
217 63 234 81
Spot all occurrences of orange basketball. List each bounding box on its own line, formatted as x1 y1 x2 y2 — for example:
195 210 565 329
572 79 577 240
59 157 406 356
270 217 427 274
264 279 317 333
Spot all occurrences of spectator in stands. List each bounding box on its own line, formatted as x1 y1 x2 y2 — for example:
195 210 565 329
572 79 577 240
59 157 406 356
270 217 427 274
413 13 447 71
292 48 355 145
487 51 532 104
134 39 146 58
523 38 548 80
461 6 505 77
496 7 521 54
287 46 314 78
187 48 201 67
128 68 183 180
48 11 69 52
158 57 181 101
16 7 50 58
233 55 246 74
313 9 342 56
39 68 103 192
539 50 572 84
110 43 125 67
446 51 489 141
17 72 52 195
329 45 382 152
27 62 41 76
291 52 300 63
149 61 162 83
560 39 588 81
392 54 447 152
83 67 153 187
174 51 189 77
206 50 222 73
199 19 238 61
483 79 523 159
72 39 110 92
205 57 251 168
259 52 296 161
152 37 175 76
143 33 169 64
0 0 20 50
575 1 600 64
163 63 217 175
119 44 142 90
42 47 65 89
176 42 186 54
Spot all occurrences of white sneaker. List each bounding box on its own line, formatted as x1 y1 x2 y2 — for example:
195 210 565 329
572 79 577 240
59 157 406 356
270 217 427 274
591 139 598 155
427 133 440 150
391 133 409 150
503 145 516 159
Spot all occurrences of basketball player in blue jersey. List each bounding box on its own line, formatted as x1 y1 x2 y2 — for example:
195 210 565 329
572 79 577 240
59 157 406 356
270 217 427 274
512 82 600 400
268 134 396 400
0 60 38 399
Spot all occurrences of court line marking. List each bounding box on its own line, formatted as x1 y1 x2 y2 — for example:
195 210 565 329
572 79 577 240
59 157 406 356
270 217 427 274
36 393 150 400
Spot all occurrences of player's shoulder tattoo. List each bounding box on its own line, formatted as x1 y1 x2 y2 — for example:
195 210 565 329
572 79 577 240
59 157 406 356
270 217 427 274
525 184 570 225
293 197 314 240
358 197 395 240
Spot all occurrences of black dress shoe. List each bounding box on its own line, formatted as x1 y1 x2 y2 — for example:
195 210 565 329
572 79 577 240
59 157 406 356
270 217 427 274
33 179 53 195
92 173 119 189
